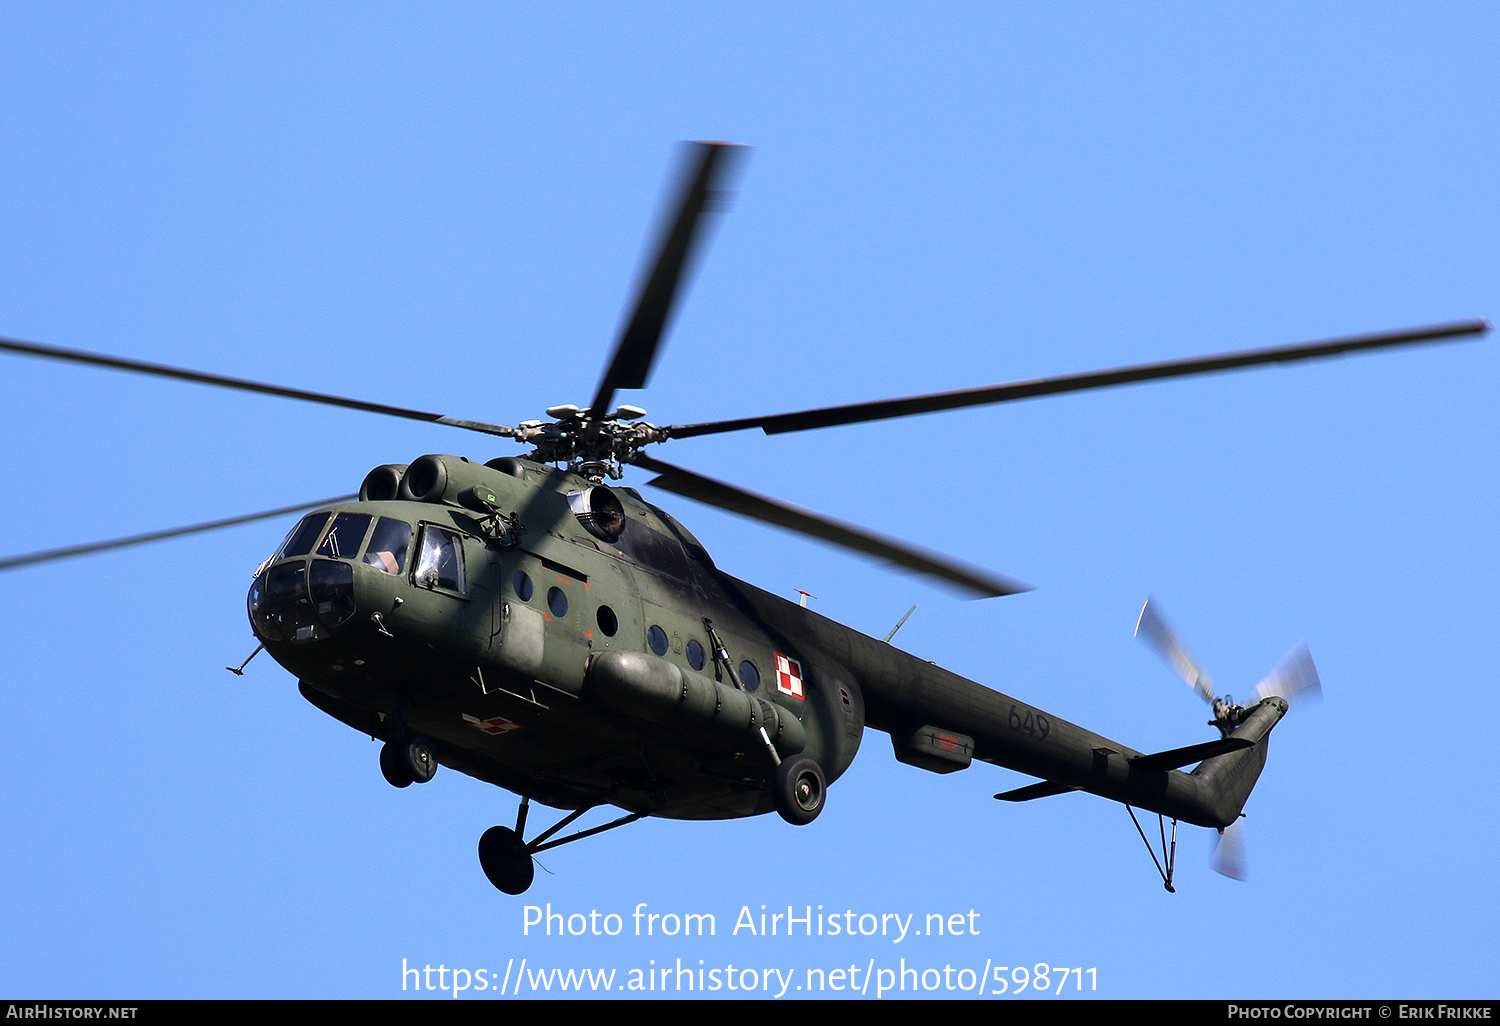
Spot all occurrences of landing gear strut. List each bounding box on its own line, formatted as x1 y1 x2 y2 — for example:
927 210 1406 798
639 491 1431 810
702 616 828 827
379 735 437 788
478 796 645 895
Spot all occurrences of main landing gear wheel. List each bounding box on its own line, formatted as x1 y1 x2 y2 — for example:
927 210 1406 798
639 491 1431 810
773 754 826 825
379 735 437 788
478 826 535 895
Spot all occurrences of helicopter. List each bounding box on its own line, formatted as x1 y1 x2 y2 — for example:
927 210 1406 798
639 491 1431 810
1 142 1488 895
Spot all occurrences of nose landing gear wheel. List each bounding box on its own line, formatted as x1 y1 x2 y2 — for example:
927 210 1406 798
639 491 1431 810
773 754 826 825
379 735 437 788
478 826 535 895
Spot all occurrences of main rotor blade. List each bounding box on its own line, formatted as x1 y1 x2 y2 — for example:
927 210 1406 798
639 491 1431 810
0 336 516 438
0 496 356 572
632 453 1029 599
666 319 1490 438
588 142 747 421
1135 596 1216 704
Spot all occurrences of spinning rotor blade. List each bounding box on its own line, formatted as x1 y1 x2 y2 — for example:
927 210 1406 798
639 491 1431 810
1253 642 1322 706
666 319 1490 439
1135 596 1217 704
0 336 516 438
1211 817 1248 881
0 496 357 572
632 453 1029 599
1206 645 1318 883
588 142 747 421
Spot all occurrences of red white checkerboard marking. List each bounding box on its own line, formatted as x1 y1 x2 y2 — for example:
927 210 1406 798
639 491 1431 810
774 652 804 699
464 713 524 735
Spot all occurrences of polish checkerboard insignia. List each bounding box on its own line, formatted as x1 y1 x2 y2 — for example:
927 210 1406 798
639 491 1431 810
464 713 523 735
774 652 804 699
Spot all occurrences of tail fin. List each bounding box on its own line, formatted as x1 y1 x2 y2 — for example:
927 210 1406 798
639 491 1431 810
1188 695 1288 827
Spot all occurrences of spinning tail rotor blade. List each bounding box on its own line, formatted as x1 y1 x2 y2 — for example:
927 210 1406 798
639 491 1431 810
1211 818 1248 881
1205 644 1317 883
1253 642 1322 705
1135 596 1216 704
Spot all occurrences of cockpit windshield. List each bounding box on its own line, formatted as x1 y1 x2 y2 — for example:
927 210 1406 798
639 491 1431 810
272 511 410 570
251 511 429 644
362 517 411 575
316 513 372 559
277 512 330 560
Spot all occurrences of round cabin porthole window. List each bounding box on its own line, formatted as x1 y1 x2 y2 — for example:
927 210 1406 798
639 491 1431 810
596 605 619 637
512 571 533 602
740 660 760 691
548 587 568 618
686 638 706 671
648 625 669 656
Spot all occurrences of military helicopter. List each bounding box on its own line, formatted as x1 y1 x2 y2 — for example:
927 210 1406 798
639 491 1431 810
1 143 1487 895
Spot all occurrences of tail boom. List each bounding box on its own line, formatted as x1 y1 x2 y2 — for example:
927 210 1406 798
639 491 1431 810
719 577 1291 828
993 695 1287 827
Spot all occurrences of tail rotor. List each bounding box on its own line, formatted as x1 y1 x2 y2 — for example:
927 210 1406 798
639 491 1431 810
1134 595 1320 882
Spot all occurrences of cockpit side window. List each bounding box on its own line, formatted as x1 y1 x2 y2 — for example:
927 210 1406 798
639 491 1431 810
278 513 330 559
362 517 412 576
316 513 373 560
414 525 466 594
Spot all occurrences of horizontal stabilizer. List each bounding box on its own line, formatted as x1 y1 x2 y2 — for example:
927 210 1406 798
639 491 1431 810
1130 736 1253 773
994 780 1079 802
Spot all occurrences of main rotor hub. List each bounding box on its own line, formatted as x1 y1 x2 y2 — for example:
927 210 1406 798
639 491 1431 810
513 406 667 480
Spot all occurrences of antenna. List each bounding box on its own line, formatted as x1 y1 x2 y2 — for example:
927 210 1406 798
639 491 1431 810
883 605 917 643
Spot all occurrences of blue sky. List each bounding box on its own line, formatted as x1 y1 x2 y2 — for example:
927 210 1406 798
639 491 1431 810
1 3 1495 1000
